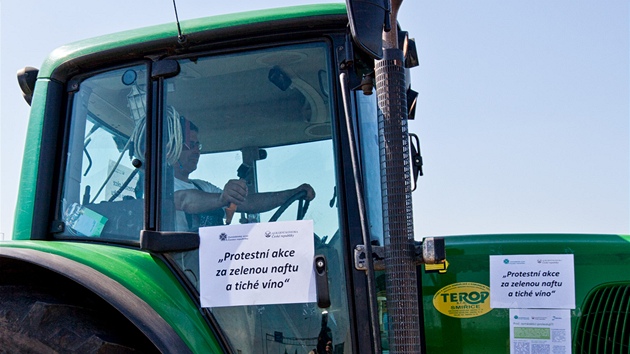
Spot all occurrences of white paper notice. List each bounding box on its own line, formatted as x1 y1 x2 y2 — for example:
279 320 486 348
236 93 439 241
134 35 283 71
510 309 572 354
199 220 316 308
490 254 575 309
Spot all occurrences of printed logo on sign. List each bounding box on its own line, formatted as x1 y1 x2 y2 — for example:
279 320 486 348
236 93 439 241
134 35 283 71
266 230 298 239
503 258 525 265
433 282 492 318
217 232 248 241
537 258 562 265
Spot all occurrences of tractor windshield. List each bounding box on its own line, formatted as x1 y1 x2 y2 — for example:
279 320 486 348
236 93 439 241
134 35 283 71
160 42 352 353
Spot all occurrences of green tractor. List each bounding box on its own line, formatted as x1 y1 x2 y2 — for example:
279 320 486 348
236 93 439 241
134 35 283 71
4 1 629 353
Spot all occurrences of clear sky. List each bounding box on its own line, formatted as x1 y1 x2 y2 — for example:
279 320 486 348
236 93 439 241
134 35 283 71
1 1 628 239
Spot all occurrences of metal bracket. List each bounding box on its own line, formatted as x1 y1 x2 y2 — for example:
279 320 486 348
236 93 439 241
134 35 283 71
50 220 65 234
414 237 445 265
354 237 446 271
337 31 354 70
354 245 385 271
151 59 180 79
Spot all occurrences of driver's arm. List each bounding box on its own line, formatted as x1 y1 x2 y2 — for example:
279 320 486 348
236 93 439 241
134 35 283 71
174 189 225 214
174 180 315 214
174 179 246 214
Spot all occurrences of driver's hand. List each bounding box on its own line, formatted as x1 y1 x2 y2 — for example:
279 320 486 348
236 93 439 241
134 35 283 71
297 183 316 201
220 179 248 205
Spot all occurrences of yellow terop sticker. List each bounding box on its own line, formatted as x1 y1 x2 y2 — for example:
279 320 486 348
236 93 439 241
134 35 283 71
433 282 492 318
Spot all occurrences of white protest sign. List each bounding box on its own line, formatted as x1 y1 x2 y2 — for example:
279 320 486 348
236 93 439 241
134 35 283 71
490 254 575 309
509 309 572 354
199 220 316 308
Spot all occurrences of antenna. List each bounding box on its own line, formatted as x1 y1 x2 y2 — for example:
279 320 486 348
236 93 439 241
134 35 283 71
172 0 187 44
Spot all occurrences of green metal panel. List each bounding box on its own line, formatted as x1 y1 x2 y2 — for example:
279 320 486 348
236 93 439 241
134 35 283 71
37 3 347 78
575 284 630 353
12 80 49 240
421 234 630 353
0 241 222 352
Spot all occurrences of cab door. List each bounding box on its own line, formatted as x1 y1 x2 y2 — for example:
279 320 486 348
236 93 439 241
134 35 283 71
155 40 367 353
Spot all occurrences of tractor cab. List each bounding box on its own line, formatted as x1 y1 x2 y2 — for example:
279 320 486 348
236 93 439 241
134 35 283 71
57 38 356 353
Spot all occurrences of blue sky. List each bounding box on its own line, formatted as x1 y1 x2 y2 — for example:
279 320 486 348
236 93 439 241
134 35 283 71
1 1 628 238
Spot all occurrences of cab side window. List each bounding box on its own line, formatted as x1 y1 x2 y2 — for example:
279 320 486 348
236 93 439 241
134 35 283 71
60 66 147 241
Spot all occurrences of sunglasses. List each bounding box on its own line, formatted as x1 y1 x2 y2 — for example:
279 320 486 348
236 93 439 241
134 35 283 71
182 141 203 151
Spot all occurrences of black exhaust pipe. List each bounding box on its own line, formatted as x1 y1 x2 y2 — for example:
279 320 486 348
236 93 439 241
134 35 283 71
376 1 423 352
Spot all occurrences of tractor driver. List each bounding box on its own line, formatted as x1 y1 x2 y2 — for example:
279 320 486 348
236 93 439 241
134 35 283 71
172 119 315 231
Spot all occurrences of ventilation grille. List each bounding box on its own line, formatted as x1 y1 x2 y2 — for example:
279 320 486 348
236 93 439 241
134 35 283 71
575 284 630 353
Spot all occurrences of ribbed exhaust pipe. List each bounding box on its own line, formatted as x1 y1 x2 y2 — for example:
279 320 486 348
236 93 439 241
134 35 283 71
376 0 422 353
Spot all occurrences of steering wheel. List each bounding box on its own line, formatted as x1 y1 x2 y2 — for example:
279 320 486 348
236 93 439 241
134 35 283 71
268 190 310 222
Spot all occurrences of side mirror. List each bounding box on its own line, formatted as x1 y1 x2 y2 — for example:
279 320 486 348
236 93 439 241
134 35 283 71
17 66 39 106
345 0 388 59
